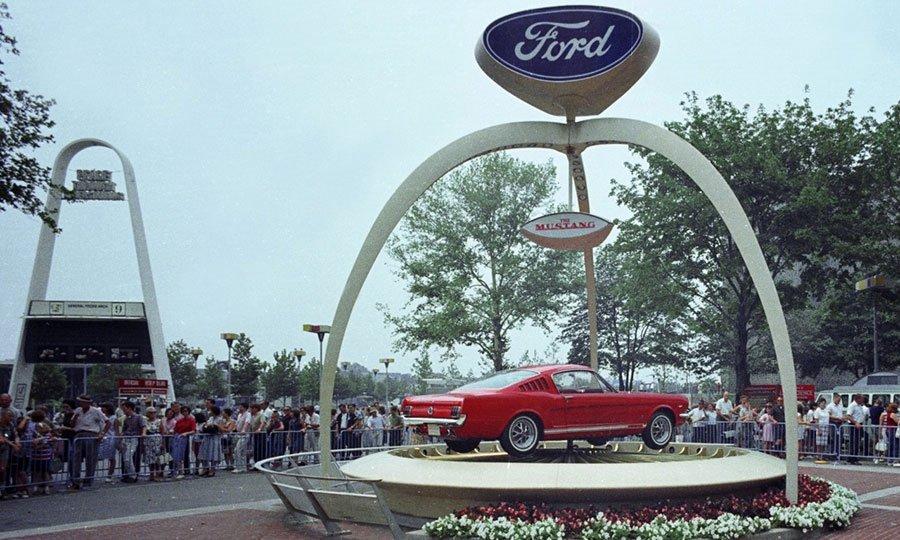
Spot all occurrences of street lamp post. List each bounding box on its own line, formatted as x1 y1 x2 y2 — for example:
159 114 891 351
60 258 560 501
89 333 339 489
380 357 395 406
220 333 238 407
302 324 332 371
293 348 306 406
191 347 203 367
855 275 887 372
373 368 379 401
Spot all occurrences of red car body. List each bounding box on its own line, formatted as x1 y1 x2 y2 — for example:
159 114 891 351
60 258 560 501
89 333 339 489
402 364 688 453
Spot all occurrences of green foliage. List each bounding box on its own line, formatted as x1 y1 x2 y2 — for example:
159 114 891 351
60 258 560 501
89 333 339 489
297 356 322 403
411 349 435 394
561 246 691 390
383 152 579 372
166 339 200 399
30 364 67 404
230 333 264 397
260 349 301 401
610 91 898 392
86 364 143 402
196 356 227 398
0 4 63 230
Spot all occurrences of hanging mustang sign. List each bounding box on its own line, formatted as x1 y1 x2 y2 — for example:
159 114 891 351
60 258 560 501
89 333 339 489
476 5 659 118
521 211 613 250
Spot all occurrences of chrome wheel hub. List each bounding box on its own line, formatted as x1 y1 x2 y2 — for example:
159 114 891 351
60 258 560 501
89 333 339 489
650 415 672 445
510 417 538 451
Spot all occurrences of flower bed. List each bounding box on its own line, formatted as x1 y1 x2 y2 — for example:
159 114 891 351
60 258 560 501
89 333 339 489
423 475 859 539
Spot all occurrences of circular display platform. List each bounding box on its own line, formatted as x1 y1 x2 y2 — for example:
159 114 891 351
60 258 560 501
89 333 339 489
341 441 786 519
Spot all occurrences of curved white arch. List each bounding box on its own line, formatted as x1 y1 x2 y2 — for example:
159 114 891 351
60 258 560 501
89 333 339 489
9 138 173 403
318 118 798 502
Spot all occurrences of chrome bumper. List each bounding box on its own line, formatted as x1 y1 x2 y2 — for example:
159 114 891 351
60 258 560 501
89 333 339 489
404 415 466 426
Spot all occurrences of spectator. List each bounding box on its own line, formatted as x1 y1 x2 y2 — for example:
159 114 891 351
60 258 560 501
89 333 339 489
758 404 777 454
163 407 179 477
305 405 320 460
97 403 120 483
198 406 225 477
268 411 286 465
813 397 831 460
192 408 207 475
120 401 146 483
250 403 267 465
772 396 785 453
29 421 54 495
232 403 252 473
144 407 165 481
735 396 756 448
0 394 22 424
803 402 817 456
846 394 869 464
880 403 898 465
347 404 363 457
387 406 403 447
287 408 305 454
222 408 236 471
171 405 196 479
0 410 21 499
69 395 110 490
704 402 718 443
364 407 385 448
682 400 706 443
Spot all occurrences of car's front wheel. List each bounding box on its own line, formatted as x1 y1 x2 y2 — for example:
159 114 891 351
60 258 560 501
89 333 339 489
499 414 540 457
642 410 674 449
445 439 481 453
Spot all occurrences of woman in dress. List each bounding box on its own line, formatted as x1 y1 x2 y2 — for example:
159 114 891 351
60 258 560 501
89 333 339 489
143 407 165 481
881 403 899 464
171 406 196 479
758 405 776 454
813 398 831 459
198 406 225 477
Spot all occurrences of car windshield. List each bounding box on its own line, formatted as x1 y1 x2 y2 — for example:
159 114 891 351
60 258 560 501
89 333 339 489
454 369 538 391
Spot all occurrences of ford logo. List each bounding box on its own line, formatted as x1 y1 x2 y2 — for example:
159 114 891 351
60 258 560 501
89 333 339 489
427 406 434 416
482 6 643 82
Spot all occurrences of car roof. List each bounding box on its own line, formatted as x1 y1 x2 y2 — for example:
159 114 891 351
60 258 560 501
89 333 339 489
517 364 591 375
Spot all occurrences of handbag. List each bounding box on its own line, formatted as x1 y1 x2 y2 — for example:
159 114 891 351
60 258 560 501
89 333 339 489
875 440 887 452
49 457 63 474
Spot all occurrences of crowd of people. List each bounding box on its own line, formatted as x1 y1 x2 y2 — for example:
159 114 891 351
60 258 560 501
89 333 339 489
0 392 414 498
681 391 900 463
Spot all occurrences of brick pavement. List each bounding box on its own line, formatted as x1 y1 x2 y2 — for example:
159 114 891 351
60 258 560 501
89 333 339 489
5 463 896 539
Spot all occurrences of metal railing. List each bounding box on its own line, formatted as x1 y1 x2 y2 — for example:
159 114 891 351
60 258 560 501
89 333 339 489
0 427 411 497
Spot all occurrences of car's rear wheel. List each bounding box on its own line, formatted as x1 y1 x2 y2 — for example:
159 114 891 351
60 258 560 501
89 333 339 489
586 438 609 446
642 410 674 449
499 414 540 457
445 439 481 453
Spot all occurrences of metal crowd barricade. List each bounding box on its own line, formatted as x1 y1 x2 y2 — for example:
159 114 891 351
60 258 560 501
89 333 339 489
0 428 409 496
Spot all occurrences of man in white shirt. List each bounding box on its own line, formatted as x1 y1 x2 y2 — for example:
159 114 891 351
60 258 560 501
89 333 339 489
682 401 707 443
70 395 110 489
846 394 869 463
715 392 734 443
824 394 845 458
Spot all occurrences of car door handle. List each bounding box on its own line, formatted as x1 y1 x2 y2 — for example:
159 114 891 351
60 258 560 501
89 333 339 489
564 396 573 401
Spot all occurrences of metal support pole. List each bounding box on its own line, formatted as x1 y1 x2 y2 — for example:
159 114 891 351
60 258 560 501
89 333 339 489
226 346 233 408
873 293 879 372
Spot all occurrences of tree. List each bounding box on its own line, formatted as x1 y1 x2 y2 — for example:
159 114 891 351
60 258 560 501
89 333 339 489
230 333 264 397
0 4 63 230
561 247 690 390
166 339 200 399
411 349 435 394
30 364 67 404
610 91 897 394
197 356 227 399
297 357 322 404
87 364 143 402
382 152 579 372
260 349 301 402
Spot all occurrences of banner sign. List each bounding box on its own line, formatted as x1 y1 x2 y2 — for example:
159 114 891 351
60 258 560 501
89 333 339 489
28 301 145 318
521 212 613 250
482 6 643 82
72 170 125 201
743 384 816 402
117 378 168 396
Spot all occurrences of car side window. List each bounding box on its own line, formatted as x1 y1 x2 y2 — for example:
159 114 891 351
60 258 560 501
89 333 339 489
553 371 604 393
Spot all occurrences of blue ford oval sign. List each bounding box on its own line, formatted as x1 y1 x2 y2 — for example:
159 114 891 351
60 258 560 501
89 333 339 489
482 6 643 82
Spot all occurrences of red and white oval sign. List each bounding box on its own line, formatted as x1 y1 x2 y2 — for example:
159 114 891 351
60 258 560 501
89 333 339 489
521 212 613 250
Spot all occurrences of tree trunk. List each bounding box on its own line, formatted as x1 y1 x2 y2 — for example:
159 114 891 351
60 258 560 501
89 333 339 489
491 316 504 372
734 317 751 396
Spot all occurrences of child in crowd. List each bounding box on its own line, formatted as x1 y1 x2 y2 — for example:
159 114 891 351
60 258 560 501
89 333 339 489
30 422 55 495
758 404 777 454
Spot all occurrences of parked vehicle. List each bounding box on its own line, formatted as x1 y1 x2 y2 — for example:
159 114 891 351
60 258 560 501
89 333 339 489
816 372 900 407
402 364 688 457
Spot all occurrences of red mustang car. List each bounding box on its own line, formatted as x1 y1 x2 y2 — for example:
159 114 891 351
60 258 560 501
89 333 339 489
402 364 688 457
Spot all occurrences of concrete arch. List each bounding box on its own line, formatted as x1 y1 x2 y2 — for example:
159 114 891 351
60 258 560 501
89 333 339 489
9 138 173 404
318 118 798 502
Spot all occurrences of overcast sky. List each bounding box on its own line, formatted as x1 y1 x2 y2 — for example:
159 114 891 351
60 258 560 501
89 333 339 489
1 1 897 379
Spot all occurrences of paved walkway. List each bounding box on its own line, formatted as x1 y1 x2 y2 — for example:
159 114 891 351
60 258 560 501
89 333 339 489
0 463 896 538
